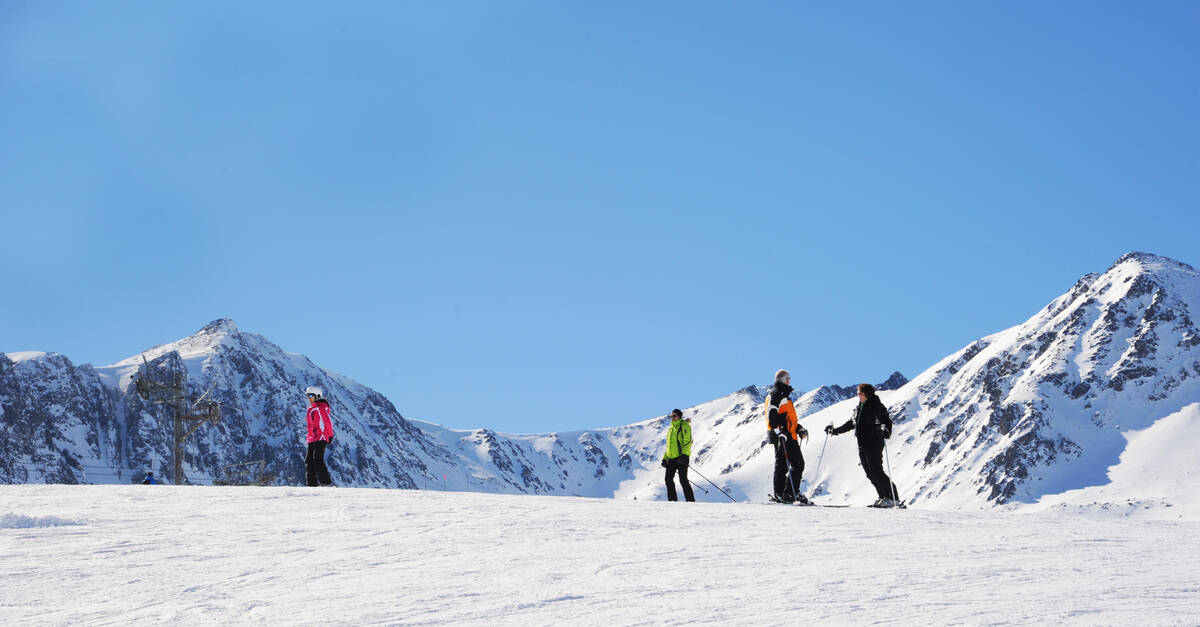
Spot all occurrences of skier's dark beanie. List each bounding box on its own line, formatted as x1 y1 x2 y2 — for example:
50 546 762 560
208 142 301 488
670 409 683 418
857 383 877 397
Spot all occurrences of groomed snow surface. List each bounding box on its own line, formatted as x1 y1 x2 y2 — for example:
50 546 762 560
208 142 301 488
2 486 1198 625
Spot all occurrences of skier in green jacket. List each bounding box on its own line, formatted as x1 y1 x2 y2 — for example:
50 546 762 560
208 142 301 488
661 409 695 502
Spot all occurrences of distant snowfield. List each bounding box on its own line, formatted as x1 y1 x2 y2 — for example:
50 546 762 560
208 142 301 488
2 486 1198 625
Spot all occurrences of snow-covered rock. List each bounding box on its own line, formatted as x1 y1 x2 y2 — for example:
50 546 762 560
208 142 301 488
0 351 122 484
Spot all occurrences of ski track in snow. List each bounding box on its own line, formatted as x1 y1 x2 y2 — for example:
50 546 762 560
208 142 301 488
1 485 1198 625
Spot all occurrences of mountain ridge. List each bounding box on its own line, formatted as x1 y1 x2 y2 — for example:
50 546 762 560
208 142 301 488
3 251 1198 516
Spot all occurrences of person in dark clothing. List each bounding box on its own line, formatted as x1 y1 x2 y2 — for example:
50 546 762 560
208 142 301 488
765 369 809 503
141 472 158 485
826 383 900 507
661 409 695 502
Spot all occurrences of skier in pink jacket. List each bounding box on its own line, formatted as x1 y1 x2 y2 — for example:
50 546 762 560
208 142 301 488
305 386 335 487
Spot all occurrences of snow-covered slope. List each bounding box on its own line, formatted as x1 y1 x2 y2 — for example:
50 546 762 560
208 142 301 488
1027 402 1200 517
2 485 1198 625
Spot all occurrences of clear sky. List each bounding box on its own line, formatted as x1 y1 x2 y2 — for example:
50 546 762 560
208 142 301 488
2 2 1198 433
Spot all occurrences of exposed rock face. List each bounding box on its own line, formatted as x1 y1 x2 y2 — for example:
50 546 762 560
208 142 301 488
0 352 121 483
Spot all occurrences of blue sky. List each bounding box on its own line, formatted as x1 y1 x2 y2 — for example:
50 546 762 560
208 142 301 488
2 2 1198 432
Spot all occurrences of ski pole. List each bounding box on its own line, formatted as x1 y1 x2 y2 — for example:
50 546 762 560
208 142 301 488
681 465 709 495
689 466 737 502
883 438 900 506
808 430 830 500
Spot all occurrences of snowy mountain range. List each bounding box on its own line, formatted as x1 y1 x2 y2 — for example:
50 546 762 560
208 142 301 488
0 317 900 497
3 252 1198 517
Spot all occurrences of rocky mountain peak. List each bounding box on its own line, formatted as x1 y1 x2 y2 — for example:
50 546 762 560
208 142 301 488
179 318 243 354
197 318 240 337
877 371 909 391
1107 251 1198 276
106 320 244 379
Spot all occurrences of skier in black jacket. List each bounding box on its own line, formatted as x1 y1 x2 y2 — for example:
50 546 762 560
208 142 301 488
826 383 900 507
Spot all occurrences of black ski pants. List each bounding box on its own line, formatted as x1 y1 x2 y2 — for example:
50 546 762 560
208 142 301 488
857 439 899 500
773 438 804 499
306 440 332 487
665 455 695 502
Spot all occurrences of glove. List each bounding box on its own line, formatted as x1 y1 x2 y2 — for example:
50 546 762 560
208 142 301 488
768 430 779 445
777 429 788 442
824 424 836 435
798 427 809 441
661 459 668 468
879 424 891 439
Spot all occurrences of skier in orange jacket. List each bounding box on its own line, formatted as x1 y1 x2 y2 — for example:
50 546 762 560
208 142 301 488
765 369 808 503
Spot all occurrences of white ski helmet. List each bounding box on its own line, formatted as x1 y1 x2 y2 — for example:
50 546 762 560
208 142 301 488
305 386 324 399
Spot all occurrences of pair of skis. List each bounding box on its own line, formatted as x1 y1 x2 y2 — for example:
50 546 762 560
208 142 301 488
766 495 851 508
764 495 904 509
